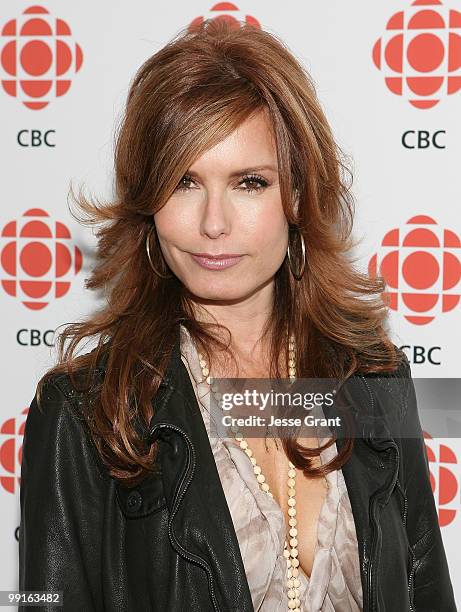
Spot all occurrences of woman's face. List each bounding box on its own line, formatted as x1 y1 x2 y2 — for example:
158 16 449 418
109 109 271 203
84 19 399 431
154 110 289 304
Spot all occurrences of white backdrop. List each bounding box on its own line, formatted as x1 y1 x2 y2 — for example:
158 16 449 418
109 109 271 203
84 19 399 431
1 0 460 608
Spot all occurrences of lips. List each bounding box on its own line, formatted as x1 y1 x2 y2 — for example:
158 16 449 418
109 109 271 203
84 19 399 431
190 253 243 270
193 252 242 259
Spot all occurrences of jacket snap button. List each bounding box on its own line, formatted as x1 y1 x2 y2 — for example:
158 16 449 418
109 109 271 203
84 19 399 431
126 490 142 512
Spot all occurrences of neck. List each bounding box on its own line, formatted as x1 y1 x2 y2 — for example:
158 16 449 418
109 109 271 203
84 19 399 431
189 315 273 372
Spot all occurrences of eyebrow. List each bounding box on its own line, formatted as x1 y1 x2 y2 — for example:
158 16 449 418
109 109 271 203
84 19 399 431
186 165 279 178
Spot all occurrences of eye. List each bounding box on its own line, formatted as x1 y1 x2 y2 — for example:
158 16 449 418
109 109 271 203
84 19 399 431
174 173 270 193
238 174 269 193
175 174 195 191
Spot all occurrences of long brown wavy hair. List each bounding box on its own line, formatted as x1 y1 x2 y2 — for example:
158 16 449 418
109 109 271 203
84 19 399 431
36 18 402 488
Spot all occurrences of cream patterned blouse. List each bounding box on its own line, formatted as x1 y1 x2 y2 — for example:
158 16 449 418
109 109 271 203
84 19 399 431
179 324 363 612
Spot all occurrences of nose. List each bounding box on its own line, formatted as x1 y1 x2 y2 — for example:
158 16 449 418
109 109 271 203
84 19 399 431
200 188 231 239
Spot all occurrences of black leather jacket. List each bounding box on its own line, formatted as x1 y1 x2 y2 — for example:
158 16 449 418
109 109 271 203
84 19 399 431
19 328 457 612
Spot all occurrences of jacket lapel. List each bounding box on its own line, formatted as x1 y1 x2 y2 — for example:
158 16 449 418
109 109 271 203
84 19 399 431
323 375 400 610
148 323 254 611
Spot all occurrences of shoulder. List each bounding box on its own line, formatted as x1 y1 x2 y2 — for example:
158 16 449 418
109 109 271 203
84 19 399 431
26 364 107 478
390 344 411 378
37 343 108 414
356 343 412 383
356 344 413 424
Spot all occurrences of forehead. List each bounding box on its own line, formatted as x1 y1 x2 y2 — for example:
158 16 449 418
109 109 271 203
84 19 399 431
188 111 278 175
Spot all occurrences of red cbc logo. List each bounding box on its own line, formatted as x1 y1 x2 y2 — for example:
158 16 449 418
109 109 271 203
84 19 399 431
0 208 82 310
372 0 461 109
0 5 83 110
424 431 459 527
0 408 27 495
368 215 460 325
189 2 261 30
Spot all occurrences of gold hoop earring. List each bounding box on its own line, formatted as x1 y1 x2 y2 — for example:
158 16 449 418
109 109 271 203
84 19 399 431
145 224 173 279
287 227 306 280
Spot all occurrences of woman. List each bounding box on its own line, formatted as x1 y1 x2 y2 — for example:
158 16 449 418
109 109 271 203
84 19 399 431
19 18 456 612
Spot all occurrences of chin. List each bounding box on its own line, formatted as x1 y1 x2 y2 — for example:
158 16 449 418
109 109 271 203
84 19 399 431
185 280 250 303
196 287 247 301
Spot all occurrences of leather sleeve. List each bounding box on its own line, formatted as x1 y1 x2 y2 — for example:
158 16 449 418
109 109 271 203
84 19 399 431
399 357 458 612
19 377 107 612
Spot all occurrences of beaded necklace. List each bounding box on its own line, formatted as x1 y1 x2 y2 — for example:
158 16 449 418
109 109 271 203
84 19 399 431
197 334 302 612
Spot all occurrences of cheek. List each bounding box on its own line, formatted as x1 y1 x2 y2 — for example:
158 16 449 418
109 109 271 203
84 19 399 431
246 207 288 260
154 204 190 247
